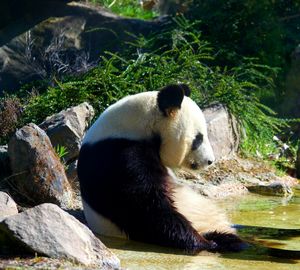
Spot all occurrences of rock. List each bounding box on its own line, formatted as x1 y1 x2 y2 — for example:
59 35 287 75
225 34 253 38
65 159 83 211
0 257 100 270
0 203 120 269
175 175 248 199
203 104 239 160
237 172 266 186
0 145 11 180
247 182 293 197
202 180 248 199
8 123 73 207
0 191 18 221
0 1 169 94
40 103 94 163
177 157 298 199
66 159 78 183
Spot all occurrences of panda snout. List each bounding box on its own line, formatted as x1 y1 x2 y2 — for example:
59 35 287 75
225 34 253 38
190 159 214 170
190 162 199 170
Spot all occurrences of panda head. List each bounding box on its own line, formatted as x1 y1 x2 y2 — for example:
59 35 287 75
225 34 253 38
156 84 215 170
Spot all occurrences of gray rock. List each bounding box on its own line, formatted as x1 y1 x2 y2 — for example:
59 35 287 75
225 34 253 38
0 145 11 180
247 182 293 197
175 174 248 199
66 159 78 184
237 172 264 186
0 203 120 269
203 104 239 160
8 123 73 208
0 1 169 94
40 103 94 163
65 160 83 211
0 191 18 221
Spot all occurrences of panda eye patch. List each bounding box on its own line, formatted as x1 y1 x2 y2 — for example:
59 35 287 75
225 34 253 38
192 133 203 150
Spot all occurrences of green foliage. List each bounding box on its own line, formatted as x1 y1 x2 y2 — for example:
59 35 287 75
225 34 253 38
88 0 158 19
200 59 288 157
54 144 68 161
185 0 300 108
22 79 93 124
85 0 300 113
269 135 299 174
188 0 300 64
17 18 290 160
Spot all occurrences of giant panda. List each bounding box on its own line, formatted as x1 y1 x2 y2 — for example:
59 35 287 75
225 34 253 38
77 83 245 253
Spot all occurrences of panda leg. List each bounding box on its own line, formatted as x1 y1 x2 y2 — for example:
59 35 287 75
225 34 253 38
203 231 248 252
119 179 217 253
173 185 246 252
122 178 247 253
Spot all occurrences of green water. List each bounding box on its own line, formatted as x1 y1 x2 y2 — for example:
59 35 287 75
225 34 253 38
103 187 300 270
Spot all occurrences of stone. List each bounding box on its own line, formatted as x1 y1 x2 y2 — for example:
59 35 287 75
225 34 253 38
0 1 169 94
0 191 18 221
176 157 298 199
0 145 11 180
203 104 239 160
40 103 94 163
8 123 73 208
65 160 82 211
0 203 120 269
247 182 293 197
66 159 78 184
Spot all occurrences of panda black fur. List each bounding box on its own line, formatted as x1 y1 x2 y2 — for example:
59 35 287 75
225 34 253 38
77 84 244 253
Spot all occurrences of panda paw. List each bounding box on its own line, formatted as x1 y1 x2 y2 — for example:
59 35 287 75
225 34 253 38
203 231 249 252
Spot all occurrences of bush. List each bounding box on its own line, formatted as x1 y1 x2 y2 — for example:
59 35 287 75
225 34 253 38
88 0 158 19
187 1 300 107
0 96 23 143
17 18 289 159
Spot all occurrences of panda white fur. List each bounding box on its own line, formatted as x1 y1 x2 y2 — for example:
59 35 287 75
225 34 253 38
77 84 244 253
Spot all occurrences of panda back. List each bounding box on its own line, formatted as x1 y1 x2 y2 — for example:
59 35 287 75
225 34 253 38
83 91 159 144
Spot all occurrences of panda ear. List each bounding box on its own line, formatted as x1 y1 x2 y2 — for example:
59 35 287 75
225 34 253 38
178 83 191 97
157 84 191 117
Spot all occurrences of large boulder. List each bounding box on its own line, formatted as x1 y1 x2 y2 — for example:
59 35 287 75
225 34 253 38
0 203 120 269
0 191 18 221
8 123 73 207
40 102 94 163
203 104 239 160
0 1 169 94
